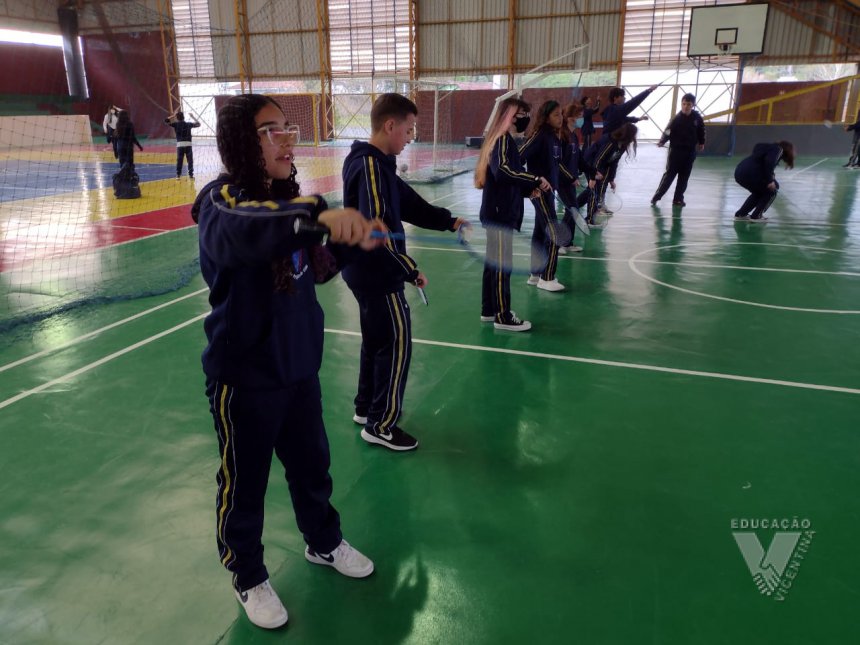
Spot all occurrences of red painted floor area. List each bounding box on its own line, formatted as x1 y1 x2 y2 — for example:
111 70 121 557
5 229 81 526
0 204 195 272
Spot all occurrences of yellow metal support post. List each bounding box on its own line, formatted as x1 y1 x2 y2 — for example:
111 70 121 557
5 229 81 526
316 0 333 141
233 0 252 93
156 0 181 115
507 0 517 89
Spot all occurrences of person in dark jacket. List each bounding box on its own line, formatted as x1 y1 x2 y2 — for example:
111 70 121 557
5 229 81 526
594 85 655 210
164 111 201 178
191 94 384 631
341 93 468 452
559 102 593 253
475 96 548 331
113 110 143 167
734 141 795 221
579 95 601 148
599 85 656 139
843 116 860 168
519 100 576 292
651 93 706 207
585 123 638 228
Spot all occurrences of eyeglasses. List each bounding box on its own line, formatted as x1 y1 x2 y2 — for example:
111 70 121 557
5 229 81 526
257 124 300 147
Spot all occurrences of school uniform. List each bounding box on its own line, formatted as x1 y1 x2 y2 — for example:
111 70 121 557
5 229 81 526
846 118 860 167
341 141 457 439
114 124 142 167
586 139 624 224
558 131 593 235
165 117 200 177
595 88 654 192
580 100 600 148
652 109 706 205
599 88 654 138
519 128 575 279
191 177 343 593
734 143 784 219
479 132 541 322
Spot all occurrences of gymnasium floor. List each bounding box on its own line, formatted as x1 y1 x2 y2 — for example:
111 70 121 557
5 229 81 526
1 142 859 644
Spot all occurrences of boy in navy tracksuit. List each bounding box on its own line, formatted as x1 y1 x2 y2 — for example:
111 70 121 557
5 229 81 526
192 94 382 631
342 93 467 452
595 85 656 201
651 93 706 207
734 141 795 221
164 111 200 178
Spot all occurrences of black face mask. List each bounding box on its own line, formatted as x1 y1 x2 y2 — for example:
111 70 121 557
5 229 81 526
514 115 531 133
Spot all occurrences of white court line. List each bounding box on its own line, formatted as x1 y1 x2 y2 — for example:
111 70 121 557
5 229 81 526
0 288 209 374
324 328 860 396
0 313 207 411
0 192 444 375
793 158 829 175
427 189 859 229
409 244 860 278
2 316 857 412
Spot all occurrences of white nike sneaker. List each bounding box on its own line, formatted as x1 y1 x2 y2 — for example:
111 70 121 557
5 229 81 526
234 579 288 629
537 278 565 292
305 539 374 578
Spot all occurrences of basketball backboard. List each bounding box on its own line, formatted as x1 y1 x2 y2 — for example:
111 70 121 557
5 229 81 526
688 3 769 57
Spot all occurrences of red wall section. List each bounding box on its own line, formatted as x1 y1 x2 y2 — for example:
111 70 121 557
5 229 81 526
0 43 67 95
82 31 172 139
737 81 843 124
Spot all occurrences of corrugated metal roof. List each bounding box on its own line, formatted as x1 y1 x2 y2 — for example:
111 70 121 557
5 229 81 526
416 0 623 75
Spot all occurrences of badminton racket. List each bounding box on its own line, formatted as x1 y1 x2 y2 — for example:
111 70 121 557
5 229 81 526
603 189 623 213
456 220 573 276
294 219 404 241
553 191 590 237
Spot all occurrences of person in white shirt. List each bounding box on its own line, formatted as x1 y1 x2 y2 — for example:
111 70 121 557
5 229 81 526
102 105 121 159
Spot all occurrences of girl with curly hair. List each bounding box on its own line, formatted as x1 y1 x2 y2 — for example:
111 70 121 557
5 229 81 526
191 94 384 630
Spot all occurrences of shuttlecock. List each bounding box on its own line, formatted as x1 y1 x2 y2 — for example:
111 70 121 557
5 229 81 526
399 163 409 174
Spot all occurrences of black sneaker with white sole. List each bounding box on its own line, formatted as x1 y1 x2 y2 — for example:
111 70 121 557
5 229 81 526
494 312 532 332
361 425 418 451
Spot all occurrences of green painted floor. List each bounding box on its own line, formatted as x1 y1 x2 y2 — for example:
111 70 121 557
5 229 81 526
1 147 859 644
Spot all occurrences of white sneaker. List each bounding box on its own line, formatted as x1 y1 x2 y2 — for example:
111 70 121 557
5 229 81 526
234 579 288 629
480 315 495 322
566 245 583 253
352 414 367 425
537 278 565 292
305 540 374 578
526 274 540 286
557 246 568 255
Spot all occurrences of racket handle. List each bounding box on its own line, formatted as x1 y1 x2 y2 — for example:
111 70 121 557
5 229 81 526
293 218 404 240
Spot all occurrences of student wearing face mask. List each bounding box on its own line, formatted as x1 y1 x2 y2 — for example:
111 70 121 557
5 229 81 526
519 100 574 292
650 93 706 207
475 97 549 330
